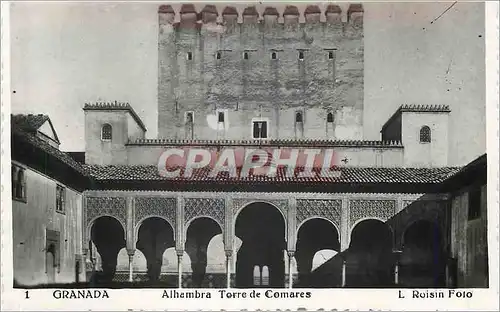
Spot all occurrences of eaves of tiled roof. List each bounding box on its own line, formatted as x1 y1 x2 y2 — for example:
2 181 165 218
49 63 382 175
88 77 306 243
381 104 451 133
83 102 147 132
84 165 460 184
12 127 87 175
127 138 404 148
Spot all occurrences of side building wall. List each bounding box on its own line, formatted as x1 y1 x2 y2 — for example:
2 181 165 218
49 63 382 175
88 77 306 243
12 161 84 286
450 183 488 287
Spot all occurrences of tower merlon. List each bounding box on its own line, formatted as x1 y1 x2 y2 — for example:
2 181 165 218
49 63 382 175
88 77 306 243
283 5 300 26
242 6 259 24
347 3 364 25
325 4 342 25
263 7 279 26
180 4 198 24
304 5 321 23
201 5 218 23
222 6 238 25
158 5 175 24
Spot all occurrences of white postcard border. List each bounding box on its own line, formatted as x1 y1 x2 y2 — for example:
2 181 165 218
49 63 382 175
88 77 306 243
1 1 499 311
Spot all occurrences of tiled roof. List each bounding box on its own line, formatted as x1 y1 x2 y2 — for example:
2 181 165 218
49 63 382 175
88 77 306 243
84 165 460 184
11 114 60 144
11 114 49 131
11 117 87 175
381 104 451 132
128 138 404 148
83 101 147 132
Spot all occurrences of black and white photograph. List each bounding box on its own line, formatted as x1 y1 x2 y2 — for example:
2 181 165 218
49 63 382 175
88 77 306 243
1 1 498 311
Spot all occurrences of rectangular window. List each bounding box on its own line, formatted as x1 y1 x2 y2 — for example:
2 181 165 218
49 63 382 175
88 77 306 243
243 52 249 60
12 165 26 202
185 111 194 123
187 52 193 61
468 187 481 220
328 51 334 59
216 51 221 60
298 51 304 60
218 111 225 123
271 52 277 60
252 121 268 139
56 185 66 214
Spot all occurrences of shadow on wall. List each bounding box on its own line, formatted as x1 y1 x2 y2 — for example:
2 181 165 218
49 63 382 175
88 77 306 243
297 194 451 288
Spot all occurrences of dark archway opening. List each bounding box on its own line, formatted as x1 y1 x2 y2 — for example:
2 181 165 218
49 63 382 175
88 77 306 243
400 220 445 287
295 219 340 287
90 216 126 283
136 217 175 283
235 203 286 288
46 244 56 284
185 217 223 288
347 219 393 287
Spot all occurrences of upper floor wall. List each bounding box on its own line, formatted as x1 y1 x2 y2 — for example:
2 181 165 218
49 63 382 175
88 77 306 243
11 161 84 286
158 4 364 140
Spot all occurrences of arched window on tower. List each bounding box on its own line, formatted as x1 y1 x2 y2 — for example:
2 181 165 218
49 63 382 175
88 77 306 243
101 123 112 141
419 126 431 143
327 112 334 123
295 112 303 123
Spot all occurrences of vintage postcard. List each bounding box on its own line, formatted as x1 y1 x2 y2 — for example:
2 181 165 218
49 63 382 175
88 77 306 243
1 1 499 311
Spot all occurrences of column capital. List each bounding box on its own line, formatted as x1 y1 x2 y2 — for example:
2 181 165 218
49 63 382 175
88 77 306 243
287 250 295 258
225 250 233 258
176 250 184 257
127 249 136 257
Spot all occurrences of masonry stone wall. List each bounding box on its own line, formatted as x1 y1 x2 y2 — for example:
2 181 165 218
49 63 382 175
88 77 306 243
158 4 364 141
450 184 488 287
85 111 129 165
12 162 84 286
402 112 449 167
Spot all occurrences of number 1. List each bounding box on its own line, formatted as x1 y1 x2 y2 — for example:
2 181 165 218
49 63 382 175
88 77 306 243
25 290 29 299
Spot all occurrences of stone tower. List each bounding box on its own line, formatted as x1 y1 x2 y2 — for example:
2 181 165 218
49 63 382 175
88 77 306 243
157 4 364 141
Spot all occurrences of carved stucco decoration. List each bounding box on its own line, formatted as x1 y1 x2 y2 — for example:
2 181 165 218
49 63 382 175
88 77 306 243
184 198 225 227
135 197 177 230
232 198 288 220
296 199 341 228
85 197 127 230
349 199 396 227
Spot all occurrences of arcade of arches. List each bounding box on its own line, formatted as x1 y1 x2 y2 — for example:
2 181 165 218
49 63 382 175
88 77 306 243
84 193 452 288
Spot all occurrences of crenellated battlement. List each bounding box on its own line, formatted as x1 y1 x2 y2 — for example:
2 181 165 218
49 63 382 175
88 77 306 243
158 4 363 29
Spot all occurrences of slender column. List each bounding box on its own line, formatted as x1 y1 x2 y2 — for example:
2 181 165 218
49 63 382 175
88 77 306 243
225 250 232 288
393 250 402 286
340 197 350 251
288 251 295 289
127 250 135 282
224 196 234 288
341 254 347 287
177 251 183 288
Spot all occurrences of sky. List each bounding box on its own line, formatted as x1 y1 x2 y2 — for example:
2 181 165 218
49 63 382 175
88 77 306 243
10 2 486 166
